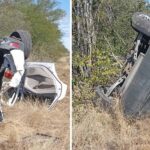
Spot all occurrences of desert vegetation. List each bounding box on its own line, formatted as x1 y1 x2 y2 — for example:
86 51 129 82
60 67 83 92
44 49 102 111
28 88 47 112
73 0 150 149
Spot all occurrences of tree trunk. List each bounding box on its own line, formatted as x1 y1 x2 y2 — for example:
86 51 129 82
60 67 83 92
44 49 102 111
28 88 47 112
73 0 98 77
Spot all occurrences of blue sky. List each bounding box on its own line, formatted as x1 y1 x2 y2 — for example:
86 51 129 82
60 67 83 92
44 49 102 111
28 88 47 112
57 0 70 51
145 0 150 3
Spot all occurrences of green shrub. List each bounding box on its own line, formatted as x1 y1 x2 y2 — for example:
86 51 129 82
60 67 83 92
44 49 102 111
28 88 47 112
73 49 121 106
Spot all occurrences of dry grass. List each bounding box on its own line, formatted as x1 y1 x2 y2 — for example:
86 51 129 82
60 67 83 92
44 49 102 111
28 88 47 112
0 56 70 150
73 100 150 150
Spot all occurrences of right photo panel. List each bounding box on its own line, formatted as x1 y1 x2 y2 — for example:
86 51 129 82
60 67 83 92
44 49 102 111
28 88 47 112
72 0 150 149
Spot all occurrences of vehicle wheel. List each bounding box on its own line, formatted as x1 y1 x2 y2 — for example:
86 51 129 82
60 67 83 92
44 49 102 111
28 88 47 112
10 30 32 59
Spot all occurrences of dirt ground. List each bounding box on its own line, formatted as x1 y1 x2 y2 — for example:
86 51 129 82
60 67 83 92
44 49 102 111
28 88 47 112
0 56 70 150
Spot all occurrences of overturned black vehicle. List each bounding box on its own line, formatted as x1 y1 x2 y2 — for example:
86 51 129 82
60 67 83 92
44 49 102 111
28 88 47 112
96 12 150 117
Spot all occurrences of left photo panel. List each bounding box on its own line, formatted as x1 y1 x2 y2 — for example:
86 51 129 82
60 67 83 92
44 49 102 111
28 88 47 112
0 0 70 150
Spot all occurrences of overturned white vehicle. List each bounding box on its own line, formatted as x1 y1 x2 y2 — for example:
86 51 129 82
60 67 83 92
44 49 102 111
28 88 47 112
0 30 67 121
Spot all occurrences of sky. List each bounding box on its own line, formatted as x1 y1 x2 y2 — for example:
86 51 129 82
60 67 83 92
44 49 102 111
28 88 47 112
145 0 150 2
57 0 70 51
